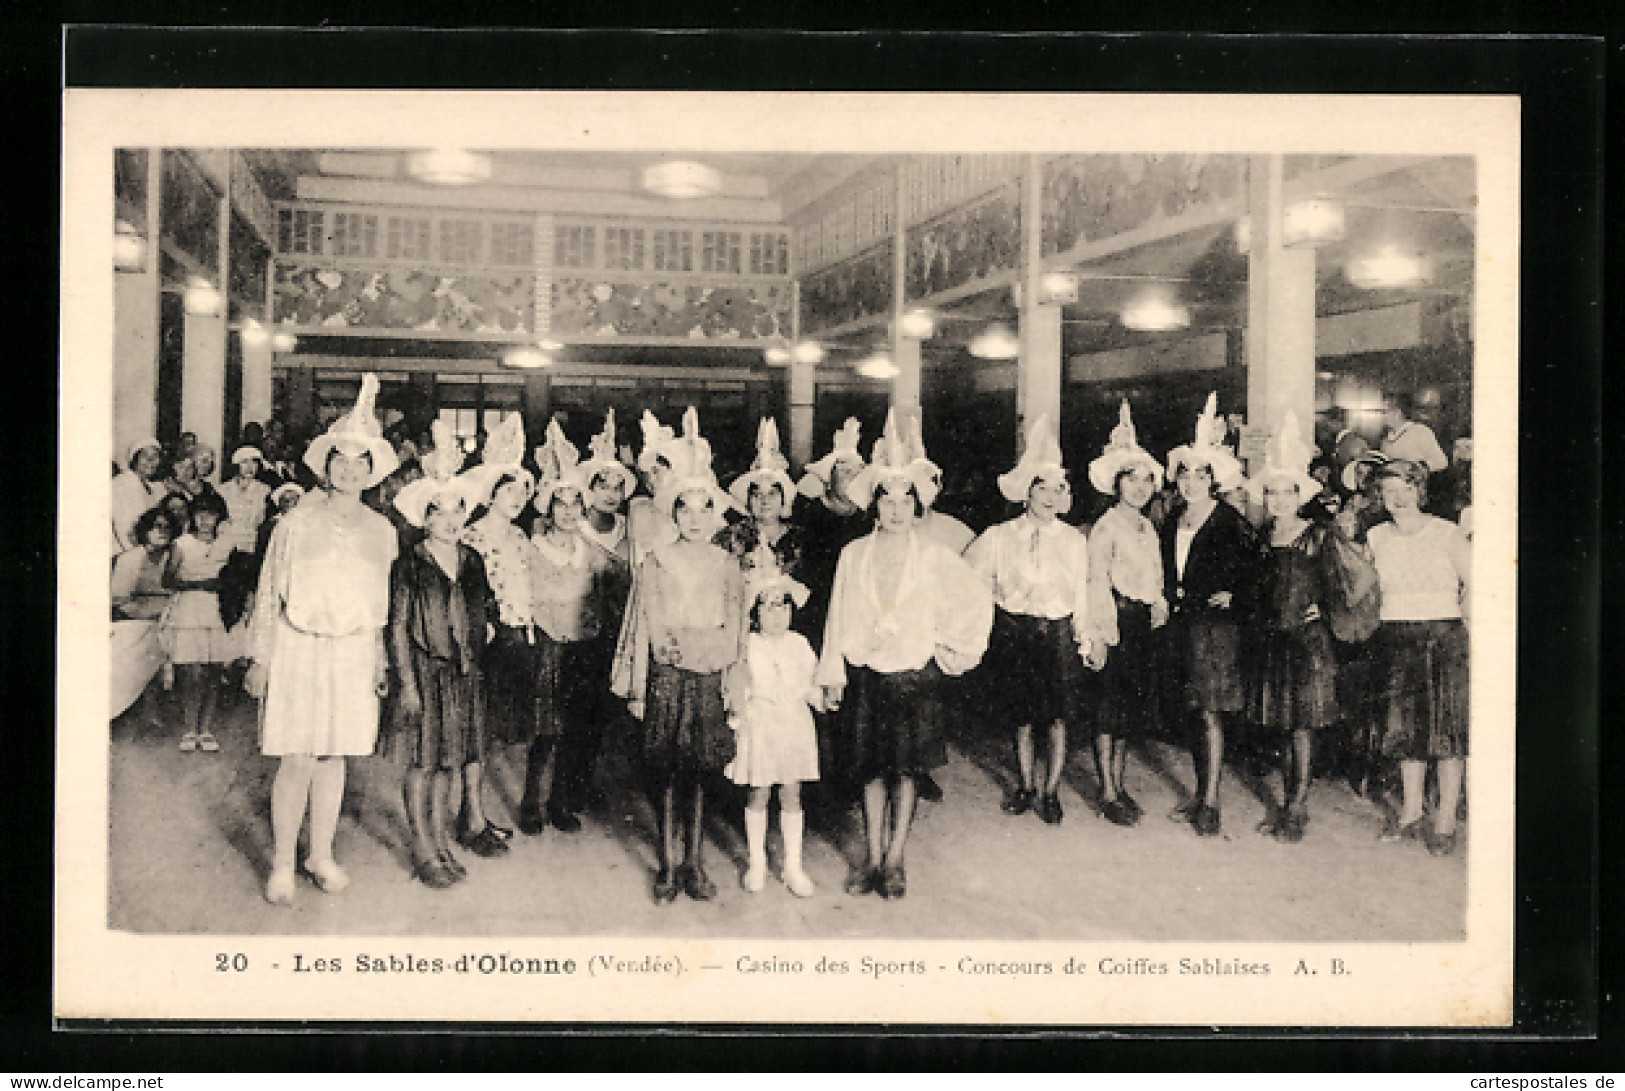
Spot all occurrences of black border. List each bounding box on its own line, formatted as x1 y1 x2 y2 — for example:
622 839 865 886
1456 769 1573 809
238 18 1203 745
12 26 1612 1070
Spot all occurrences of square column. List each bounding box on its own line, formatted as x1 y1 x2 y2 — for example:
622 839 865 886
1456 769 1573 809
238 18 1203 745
240 336 274 428
1245 154 1318 447
788 356 815 471
891 334 922 427
113 268 160 456
181 307 228 470
1017 301 1063 442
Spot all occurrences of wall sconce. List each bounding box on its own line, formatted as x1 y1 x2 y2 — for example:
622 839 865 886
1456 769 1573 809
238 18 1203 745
183 276 223 316
763 343 792 367
406 148 493 187
1236 197 1347 253
271 325 298 353
897 308 936 340
1038 271 1080 304
113 219 147 272
238 319 269 348
791 341 825 365
968 322 1021 360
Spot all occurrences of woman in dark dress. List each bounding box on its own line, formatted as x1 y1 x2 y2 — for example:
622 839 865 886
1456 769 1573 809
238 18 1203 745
720 417 806 583
1160 394 1260 838
387 424 492 887
1242 415 1353 843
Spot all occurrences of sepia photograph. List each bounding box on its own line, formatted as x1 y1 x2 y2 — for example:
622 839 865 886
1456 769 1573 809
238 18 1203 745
59 87 1519 1026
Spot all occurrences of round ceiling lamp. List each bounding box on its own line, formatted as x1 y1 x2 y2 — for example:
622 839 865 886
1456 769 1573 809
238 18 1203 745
968 322 1021 360
406 148 493 187
502 348 553 370
854 351 900 381
1346 245 1433 290
238 319 269 348
1120 294 1190 332
791 340 825 366
271 326 298 353
642 160 723 199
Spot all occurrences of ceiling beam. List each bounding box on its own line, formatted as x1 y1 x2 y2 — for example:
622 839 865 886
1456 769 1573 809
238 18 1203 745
293 176 784 223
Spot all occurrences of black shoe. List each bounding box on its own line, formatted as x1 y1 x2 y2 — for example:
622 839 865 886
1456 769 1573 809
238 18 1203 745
845 866 880 896
1118 791 1143 821
548 806 582 833
413 858 459 889
1001 788 1037 816
1193 804 1222 837
915 773 944 803
1169 799 1200 824
1038 793 1064 825
652 867 680 904
517 806 548 837
458 823 511 858
879 864 907 899
1100 799 1137 828
680 864 717 901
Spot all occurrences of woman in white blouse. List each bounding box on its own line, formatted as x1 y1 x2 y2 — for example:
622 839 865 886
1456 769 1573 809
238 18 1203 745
1083 402 1170 828
964 416 1099 826
818 412 993 900
1367 459 1471 855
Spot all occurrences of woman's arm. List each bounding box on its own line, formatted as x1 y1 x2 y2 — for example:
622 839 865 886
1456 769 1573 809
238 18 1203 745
385 556 419 716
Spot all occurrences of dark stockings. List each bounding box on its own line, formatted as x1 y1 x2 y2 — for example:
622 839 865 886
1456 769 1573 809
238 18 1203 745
1016 721 1067 795
862 776 918 869
1093 733 1130 801
1195 711 1225 808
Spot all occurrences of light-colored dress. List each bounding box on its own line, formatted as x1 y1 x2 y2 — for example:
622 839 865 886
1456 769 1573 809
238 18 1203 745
161 533 243 664
110 547 172 717
249 492 398 756
726 631 823 788
111 470 161 555
219 476 271 554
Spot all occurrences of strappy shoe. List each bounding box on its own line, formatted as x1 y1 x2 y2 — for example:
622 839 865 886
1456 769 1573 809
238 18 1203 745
439 850 467 880
1038 793 1064 825
1100 798 1137 828
196 732 220 753
1118 791 1143 821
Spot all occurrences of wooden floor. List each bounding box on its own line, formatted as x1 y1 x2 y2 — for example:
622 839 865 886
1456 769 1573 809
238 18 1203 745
107 681 1467 941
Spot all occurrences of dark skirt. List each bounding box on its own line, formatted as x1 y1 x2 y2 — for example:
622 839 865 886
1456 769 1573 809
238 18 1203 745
1166 611 1246 713
389 651 484 770
1097 597 1160 739
482 624 537 746
643 661 735 775
1247 621 1339 731
982 607 1084 731
484 625 592 748
845 663 947 783
1377 619 1469 760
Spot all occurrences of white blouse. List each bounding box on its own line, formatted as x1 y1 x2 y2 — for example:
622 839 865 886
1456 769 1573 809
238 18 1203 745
963 515 1091 622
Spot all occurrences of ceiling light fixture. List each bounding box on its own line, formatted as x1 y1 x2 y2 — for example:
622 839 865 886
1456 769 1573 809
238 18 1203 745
791 341 825 366
406 148 493 187
1281 198 1347 248
536 338 565 353
1038 271 1080 304
854 351 900 381
968 322 1021 360
642 160 723 200
502 349 554 370
1346 245 1433 290
271 328 298 353
898 308 936 340
1120 294 1191 332
763 343 792 367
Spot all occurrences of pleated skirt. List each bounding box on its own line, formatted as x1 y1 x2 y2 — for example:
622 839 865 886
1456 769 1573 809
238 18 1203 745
259 621 381 757
844 663 947 783
1377 619 1469 760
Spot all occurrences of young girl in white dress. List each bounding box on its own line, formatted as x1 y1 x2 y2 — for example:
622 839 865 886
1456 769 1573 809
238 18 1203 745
726 551 824 897
161 490 241 753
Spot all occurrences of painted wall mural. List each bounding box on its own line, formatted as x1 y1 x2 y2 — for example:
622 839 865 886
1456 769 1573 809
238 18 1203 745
272 266 536 334
1041 154 1245 256
548 279 791 340
904 188 1022 299
798 241 893 332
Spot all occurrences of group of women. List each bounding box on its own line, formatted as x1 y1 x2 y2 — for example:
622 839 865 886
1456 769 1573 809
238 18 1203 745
117 373 1472 909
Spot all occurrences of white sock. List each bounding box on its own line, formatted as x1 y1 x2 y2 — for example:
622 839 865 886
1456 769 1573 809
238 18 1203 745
743 807 769 892
781 808 815 896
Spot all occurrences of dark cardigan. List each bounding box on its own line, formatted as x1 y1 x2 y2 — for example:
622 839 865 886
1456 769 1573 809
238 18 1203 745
1160 499 1261 621
387 541 493 681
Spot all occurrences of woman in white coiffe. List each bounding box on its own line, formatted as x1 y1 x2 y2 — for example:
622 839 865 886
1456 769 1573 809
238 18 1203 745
817 410 993 901
246 375 400 906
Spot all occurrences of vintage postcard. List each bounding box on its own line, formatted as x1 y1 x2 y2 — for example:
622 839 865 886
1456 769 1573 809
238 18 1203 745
59 89 1517 1025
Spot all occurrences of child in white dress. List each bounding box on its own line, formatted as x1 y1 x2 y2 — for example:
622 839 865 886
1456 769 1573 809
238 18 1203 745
726 553 824 897
161 491 241 752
